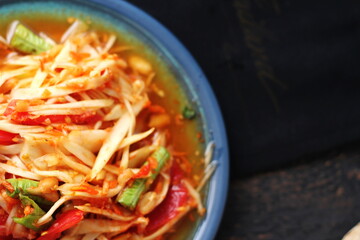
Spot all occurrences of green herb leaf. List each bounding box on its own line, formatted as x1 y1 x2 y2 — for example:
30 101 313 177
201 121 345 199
182 106 196 120
13 194 46 231
8 21 53 54
6 178 38 198
6 179 53 206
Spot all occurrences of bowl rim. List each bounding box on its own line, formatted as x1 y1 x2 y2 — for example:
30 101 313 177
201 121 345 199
0 0 230 239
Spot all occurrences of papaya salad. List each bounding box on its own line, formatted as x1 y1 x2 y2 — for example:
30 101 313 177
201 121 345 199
0 19 216 240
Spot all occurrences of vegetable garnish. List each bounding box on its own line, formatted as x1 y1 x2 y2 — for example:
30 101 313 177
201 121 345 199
6 179 40 198
7 21 53 54
37 209 84 240
118 147 170 210
13 195 46 231
5 179 54 206
0 18 216 240
145 162 190 234
0 130 18 145
182 106 196 120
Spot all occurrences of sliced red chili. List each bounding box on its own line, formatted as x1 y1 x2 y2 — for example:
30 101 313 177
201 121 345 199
37 209 84 240
4 100 102 125
0 130 18 145
70 185 99 195
133 163 151 179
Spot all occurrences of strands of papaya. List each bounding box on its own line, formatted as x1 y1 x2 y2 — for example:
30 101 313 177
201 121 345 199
0 18 216 240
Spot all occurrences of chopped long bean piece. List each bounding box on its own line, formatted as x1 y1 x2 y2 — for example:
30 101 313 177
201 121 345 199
118 147 170 210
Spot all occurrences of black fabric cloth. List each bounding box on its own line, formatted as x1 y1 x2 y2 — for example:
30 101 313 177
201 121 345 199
128 0 360 177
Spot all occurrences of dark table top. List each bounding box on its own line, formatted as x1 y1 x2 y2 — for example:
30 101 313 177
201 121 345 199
216 143 360 240
126 0 360 239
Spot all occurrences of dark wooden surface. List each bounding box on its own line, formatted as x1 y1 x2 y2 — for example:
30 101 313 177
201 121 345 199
216 144 360 240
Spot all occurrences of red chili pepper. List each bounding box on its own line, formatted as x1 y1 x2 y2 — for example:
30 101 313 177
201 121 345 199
37 209 84 240
133 157 160 179
4 100 102 125
145 162 189 234
0 130 18 145
70 185 99 195
148 157 158 172
133 163 151 179
147 105 166 114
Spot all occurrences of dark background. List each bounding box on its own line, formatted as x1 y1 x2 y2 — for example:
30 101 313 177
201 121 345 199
127 0 360 239
126 0 360 176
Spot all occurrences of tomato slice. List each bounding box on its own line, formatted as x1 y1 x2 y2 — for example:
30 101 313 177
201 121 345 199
145 162 189 234
37 209 84 240
146 183 189 233
0 130 17 145
4 100 102 125
170 160 186 184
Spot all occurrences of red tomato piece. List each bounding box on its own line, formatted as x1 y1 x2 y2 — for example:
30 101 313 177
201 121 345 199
146 183 189 233
171 161 185 185
145 161 189 234
37 209 84 240
0 130 17 145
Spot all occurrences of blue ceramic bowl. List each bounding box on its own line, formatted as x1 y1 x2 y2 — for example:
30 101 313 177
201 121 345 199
0 0 229 239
